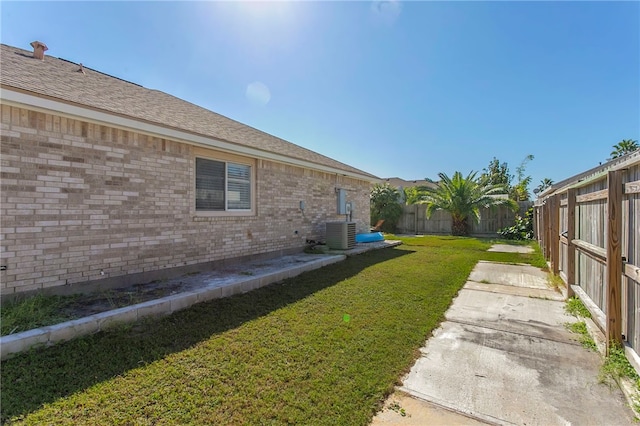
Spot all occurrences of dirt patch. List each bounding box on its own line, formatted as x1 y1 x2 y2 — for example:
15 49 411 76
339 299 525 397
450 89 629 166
58 279 192 319
6 254 331 330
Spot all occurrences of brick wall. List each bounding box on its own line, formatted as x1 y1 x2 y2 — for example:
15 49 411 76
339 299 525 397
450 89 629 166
0 105 372 296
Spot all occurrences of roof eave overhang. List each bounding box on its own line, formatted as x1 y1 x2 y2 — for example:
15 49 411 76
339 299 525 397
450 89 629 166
1 86 378 182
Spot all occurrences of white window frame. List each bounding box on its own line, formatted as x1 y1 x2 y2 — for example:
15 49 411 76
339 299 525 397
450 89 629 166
194 148 256 217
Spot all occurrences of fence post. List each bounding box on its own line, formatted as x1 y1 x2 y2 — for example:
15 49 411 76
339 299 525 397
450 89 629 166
566 188 576 299
550 194 560 275
543 199 550 260
533 206 539 241
606 170 623 351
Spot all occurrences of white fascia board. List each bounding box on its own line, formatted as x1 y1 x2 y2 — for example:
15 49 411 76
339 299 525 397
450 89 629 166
1 88 376 182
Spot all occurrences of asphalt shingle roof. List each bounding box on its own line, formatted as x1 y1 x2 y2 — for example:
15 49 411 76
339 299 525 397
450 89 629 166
1 43 377 180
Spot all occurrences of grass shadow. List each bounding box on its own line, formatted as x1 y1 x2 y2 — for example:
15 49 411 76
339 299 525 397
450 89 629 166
1 247 414 422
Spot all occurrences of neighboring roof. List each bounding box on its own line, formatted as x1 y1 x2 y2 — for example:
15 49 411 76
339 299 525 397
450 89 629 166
0 43 377 180
383 177 437 189
536 149 640 202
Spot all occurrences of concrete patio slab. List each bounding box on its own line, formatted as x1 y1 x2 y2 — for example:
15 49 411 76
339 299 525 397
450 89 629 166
488 244 534 253
400 320 634 425
445 289 575 342
464 281 564 301
468 261 550 289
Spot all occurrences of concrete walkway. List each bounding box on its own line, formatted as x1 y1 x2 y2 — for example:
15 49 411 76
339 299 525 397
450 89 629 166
372 245 636 426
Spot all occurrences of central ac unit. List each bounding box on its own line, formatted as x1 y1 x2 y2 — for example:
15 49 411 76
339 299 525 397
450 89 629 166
326 221 356 250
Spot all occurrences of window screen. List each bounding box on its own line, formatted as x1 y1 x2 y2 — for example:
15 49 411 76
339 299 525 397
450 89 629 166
196 158 251 211
227 163 251 210
196 158 225 211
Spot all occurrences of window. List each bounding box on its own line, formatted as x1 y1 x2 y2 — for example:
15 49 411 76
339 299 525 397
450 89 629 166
196 157 252 211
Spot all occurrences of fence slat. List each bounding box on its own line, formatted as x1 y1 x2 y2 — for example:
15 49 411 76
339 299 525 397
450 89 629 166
576 189 608 203
550 195 560 275
567 188 576 298
606 170 623 349
625 263 640 281
625 179 640 194
572 239 607 263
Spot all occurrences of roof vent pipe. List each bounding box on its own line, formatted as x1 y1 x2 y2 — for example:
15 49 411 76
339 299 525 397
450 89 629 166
30 41 48 60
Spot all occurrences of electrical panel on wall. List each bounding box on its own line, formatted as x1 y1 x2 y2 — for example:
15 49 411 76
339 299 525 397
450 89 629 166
337 189 347 214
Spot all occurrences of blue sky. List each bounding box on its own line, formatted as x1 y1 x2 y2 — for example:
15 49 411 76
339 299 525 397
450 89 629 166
2 1 639 193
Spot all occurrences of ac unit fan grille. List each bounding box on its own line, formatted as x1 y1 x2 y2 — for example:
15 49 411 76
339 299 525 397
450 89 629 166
325 222 356 250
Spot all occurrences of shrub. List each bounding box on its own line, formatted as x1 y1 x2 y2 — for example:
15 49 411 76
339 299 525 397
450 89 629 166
498 207 534 240
370 184 403 233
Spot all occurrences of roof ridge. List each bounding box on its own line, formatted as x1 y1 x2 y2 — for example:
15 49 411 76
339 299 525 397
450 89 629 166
57 57 143 87
2 43 144 88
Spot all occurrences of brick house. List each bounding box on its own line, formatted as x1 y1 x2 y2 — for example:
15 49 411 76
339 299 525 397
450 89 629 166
0 42 378 297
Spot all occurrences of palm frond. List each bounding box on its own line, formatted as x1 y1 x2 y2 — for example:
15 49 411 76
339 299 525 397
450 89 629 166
418 170 519 235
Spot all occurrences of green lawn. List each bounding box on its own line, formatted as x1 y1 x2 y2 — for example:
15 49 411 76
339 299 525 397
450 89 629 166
1 236 545 425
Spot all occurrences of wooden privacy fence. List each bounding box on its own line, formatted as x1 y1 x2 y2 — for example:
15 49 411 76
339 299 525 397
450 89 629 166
397 202 532 236
534 152 640 360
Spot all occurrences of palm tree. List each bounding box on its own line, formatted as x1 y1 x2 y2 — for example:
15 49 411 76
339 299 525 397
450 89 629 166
533 178 554 195
610 139 639 160
403 185 432 205
419 171 518 236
